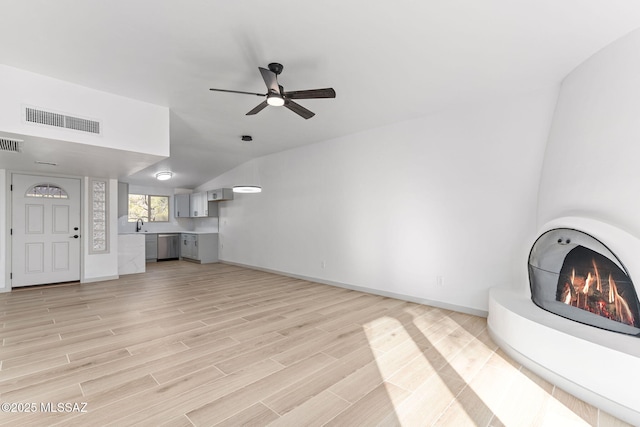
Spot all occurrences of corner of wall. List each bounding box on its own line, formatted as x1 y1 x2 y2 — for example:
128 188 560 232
537 28 640 237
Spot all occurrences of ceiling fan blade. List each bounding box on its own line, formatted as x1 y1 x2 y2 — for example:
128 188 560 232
210 88 266 97
284 88 336 99
246 100 269 116
259 67 280 94
284 100 315 119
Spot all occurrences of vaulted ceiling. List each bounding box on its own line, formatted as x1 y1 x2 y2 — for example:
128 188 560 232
2 0 640 188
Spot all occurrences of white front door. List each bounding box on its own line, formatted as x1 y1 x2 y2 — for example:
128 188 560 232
11 174 81 287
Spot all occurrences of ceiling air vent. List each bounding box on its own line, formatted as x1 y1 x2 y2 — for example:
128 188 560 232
0 137 23 153
25 107 101 135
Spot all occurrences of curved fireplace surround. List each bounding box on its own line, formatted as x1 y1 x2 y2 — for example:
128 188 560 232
488 218 640 425
529 228 640 336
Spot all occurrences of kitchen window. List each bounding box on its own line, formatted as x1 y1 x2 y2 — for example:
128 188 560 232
128 194 169 222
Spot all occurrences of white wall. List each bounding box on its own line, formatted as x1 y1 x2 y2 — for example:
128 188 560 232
538 28 640 239
0 64 169 157
199 88 558 313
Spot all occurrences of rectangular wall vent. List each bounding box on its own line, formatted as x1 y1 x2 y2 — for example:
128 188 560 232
0 137 23 153
25 107 101 135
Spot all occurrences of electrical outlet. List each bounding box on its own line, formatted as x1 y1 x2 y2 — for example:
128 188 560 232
321 261 326 269
436 276 444 287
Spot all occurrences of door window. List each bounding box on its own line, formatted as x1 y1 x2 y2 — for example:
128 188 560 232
26 183 69 199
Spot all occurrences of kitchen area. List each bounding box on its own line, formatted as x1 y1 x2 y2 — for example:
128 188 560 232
117 185 233 275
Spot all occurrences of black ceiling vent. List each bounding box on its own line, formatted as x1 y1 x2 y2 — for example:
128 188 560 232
25 107 101 135
0 137 23 153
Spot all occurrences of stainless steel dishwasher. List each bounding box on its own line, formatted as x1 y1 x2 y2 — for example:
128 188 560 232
157 234 180 260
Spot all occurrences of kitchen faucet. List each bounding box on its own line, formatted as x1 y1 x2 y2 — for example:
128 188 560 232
136 218 144 232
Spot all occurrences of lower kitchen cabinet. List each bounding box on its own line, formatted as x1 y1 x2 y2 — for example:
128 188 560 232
145 234 157 262
180 233 218 263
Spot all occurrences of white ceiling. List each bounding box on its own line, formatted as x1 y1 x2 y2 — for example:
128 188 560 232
1 0 640 188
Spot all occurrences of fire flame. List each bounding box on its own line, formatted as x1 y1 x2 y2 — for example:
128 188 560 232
609 274 635 325
570 268 575 286
560 258 635 327
563 283 572 305
584 272 592 294
592 259 602 292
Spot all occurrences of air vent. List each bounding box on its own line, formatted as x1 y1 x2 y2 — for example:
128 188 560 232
25 107 101 135
0 137 23 153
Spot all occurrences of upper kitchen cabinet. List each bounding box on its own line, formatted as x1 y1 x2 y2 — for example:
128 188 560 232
190 191 208 217
174 192 220 218
117 182 129 218
207 188 233 202
174 193 190 218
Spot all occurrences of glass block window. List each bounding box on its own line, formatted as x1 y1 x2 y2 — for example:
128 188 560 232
26 183 69 199
89 178 109 254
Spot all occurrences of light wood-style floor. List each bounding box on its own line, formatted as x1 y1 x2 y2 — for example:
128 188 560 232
0 261 631 426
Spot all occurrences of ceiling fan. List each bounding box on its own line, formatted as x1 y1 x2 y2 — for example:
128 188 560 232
209 63 336 119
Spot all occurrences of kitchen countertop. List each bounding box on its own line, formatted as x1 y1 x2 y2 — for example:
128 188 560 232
119 231 218 235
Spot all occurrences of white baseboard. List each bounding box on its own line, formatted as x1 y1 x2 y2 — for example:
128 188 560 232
221 260 488 318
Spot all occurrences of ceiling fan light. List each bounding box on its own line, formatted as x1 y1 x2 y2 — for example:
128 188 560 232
266 94 285 107
233 185 262 193
155 171 173 181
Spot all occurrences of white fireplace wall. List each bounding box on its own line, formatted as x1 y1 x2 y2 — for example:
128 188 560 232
490 28 640 425
538 27 640 237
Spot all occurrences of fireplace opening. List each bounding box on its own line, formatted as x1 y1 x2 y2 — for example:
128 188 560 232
529 228 640 336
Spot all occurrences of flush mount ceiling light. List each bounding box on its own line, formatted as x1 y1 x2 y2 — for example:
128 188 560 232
233 185 262 193
155 171 173 181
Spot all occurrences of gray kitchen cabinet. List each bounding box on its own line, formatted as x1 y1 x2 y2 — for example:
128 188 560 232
174 193 190 218
207 188 233 202
181 233 197 259
175 193 218 218
117 182 129 218
190 192 208 217
180 233 218 263
145 233 158 262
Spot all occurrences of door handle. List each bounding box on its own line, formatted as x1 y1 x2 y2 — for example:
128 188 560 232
69 235 79 239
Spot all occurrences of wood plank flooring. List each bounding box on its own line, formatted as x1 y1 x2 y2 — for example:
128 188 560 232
0 261 631 426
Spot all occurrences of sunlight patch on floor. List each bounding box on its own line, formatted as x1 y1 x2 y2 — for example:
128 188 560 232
361 309 606 426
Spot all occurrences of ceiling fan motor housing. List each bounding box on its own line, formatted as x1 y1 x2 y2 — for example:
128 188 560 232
268 63 284 75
